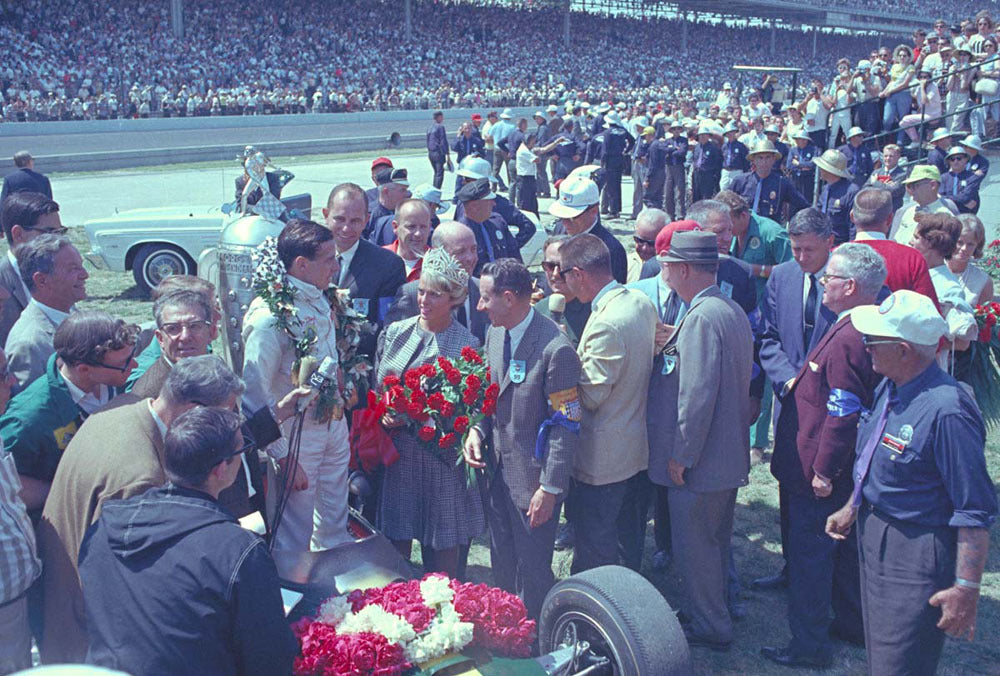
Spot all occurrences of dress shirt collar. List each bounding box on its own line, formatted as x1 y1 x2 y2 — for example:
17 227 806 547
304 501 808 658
31 298 73 327
147 399 168 438
591 279 622 312
507 307 534 356
62 373 109 415
854 231 886 241
287 274 326 305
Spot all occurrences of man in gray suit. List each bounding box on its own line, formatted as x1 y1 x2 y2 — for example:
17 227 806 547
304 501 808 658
5 234 88 392
0 191 64 345
654 230 754 650
383 221 488 342
558 233 657 574
464 259 581 619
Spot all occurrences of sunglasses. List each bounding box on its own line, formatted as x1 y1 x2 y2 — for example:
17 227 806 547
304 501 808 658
948 156 967 162
541 261 560 273
633 235 656 247
87 344 138 373
556 265 579 281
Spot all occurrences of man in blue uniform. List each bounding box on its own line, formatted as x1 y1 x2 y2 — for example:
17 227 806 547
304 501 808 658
455 178 522 276
925 128 953 175
838 127 874 187
939 146 982 214
600 112 635 219
453 156 536 249
827 290 997 675
763 125 789 173
691 125 722 203
731 140 809 223
814 149 861 244
663 120 689 220
426 110 451 190
721 122 750 191
549 175 628 284
788 131 818 204
631 126 655 219
960 134 989 180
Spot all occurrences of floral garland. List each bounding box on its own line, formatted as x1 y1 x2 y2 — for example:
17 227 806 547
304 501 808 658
291 574 536 676
366 347 498 486
252 237 373 422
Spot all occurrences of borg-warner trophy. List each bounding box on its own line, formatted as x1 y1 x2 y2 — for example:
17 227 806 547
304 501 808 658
199 147 310 374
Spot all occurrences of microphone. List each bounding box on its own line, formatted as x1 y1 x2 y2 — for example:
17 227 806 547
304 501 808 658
298 356 339 412
548 293 566 327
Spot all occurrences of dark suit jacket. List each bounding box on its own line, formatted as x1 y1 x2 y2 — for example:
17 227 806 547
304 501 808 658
555 219 628 284
477 310 581 509
1 167 52 204
0 254 29 347
383 277 487 343
759 260 837 432
341 239 407 355
772 317 879 497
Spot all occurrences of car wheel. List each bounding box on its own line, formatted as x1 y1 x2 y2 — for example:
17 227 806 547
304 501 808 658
539 565 690 676
132 243 195 296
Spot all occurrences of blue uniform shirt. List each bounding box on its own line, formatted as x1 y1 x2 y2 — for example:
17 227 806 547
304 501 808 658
665 136 688 166
787 144 817 177
731 171 808 221
819 178 861 243
693 141 722 172
838 142 874 186
968 153 990 178
647 139 670 172
939 169 982 214
860 364 997 529
722 140 750 171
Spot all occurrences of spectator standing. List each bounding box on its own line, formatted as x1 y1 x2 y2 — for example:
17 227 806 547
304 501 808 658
426 110 451 190
787 130 819 204
0 151 52 206
878 45 915 144
515 133 540 219
663 120 689 220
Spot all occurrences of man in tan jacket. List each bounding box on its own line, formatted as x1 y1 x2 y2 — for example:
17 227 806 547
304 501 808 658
557 233 657 574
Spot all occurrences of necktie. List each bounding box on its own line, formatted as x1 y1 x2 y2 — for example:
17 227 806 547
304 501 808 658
953 177 958 196
479 223 496 261
337 255 345 286
804 273 818 348
822 189 830 213
850 391 893 507
753 177 763 213
502 330 512 376
457 302 468 328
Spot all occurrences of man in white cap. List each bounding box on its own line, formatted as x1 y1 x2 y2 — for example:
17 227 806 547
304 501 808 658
599 112 636 219
814 149 860 244
827 290 997 675
890 165 958 243
837 127 873 186
548 175 628 283
731 140 809 223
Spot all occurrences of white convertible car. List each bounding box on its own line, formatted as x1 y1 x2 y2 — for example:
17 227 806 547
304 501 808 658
83 194 311 295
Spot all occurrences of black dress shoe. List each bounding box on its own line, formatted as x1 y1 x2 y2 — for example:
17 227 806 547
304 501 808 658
683 628 732 652
554 522 575 550
760 646 832 669
750 570 788 590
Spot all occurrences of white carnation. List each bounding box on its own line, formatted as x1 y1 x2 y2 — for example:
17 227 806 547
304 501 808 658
316 595 351 626
420 575 455 607
403 605 474 664
338 605 417 645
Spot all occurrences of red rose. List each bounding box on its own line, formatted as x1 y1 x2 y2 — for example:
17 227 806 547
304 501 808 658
437 356 452 371
439 432 457 448
383 374 401 389
445 368 462 385
980 327 992 343
453 416 470 433
485 382 500 399
427 392 446 411
465 373 482 391
421 363 437 378
482 397 496 416
418 425 436 442
461 346 483 364
404 370 422 391
387 385 406 404
409 389 426 406
462 388 479 406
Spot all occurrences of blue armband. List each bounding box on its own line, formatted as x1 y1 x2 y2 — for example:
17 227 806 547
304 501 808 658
534 411 580 461
827 388 868 418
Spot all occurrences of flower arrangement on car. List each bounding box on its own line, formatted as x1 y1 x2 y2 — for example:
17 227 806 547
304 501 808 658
353 347 497 486
291 574 536 676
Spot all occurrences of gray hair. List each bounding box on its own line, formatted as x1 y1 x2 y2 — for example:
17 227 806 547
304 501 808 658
16 233 73 292
686 200 730 229
830 243 887 298
430 220 474 248
635 208 670 230
159 354 245 407
788 207 833 239
851 187 894 231
154 289 212 328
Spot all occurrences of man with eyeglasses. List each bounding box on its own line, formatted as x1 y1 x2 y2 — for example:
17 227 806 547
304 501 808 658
939 147 981 215
627 208 668 283
826 290 996 674
0 191 65 346
889 165 958 244
5 234 88 393
761 243 885 668
78 406 296 676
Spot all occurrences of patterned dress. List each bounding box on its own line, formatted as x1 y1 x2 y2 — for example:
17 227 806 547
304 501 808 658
376 316 485 550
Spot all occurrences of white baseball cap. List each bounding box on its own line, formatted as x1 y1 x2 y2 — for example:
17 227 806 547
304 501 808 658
548 175 600 219
457 156 491 180
850 290 947 346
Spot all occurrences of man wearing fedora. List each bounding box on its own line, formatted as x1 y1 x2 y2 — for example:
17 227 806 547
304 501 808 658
788 130 819 204
651 229 753 650
837 127 874 187
939 146 982 214
815 149 861 244
730 140 809 223
890 165 959 244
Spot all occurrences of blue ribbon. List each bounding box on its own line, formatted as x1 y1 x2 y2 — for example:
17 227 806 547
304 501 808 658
827 388 869 418
534 411 580 461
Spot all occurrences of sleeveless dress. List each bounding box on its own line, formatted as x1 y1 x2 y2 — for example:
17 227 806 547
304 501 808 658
375 316 485 550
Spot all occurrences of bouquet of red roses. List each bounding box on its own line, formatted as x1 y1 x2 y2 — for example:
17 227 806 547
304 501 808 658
965 301 1000 429
367 346 498 486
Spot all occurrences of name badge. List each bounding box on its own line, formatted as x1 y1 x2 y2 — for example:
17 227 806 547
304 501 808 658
352 298 370 316
720 281 734 298
769 191 777 200
509 359 526 383
749 236 761 250
880 432 907 455
662 354 677 375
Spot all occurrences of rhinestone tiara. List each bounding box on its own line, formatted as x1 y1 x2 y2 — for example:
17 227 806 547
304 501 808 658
421 246 469 290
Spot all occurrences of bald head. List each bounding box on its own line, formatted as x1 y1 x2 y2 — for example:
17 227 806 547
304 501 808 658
431 220 478 275
634 208 669 262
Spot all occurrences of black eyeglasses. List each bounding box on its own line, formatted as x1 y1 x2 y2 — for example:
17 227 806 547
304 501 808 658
948 156 967 162
87 344 138 372
541 261 560 273
556 265 579 281
26 225 69 236
159 320 212 338
633 235 656 247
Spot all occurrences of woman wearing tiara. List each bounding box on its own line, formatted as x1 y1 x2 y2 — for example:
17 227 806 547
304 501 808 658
376 247 485 578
